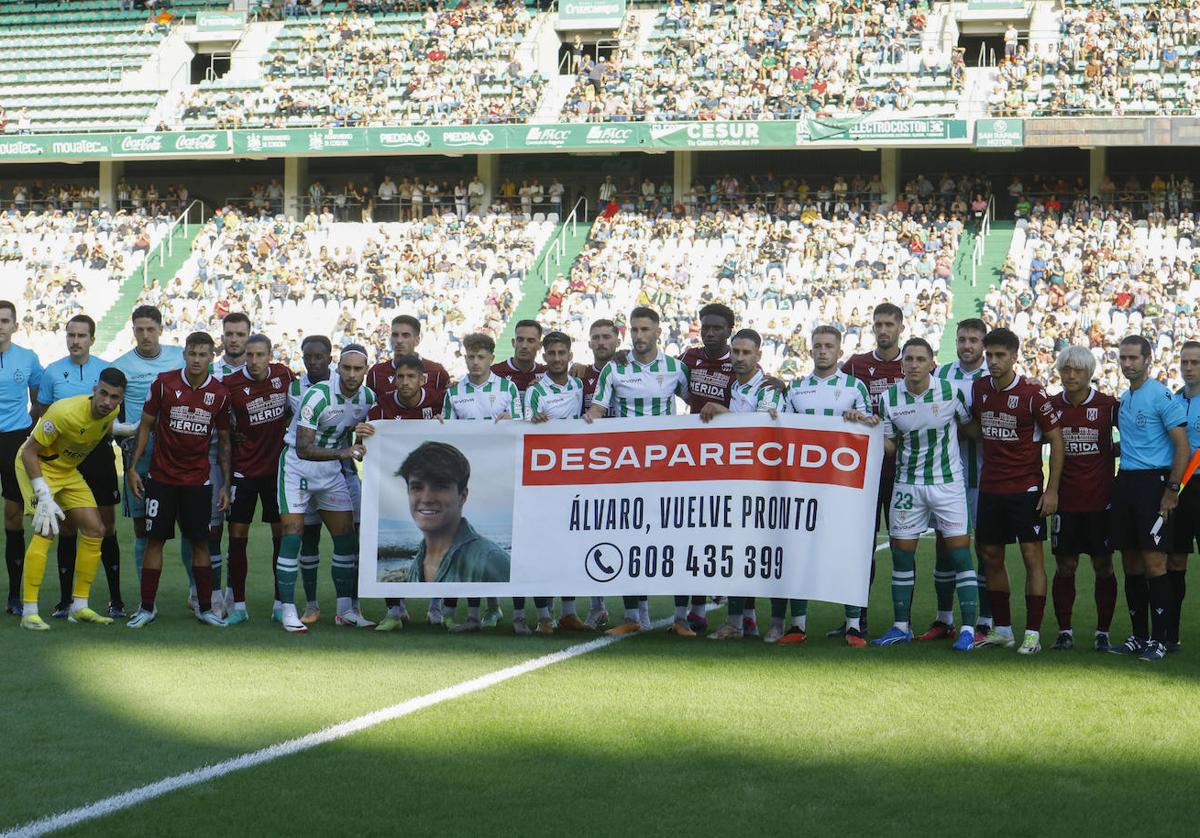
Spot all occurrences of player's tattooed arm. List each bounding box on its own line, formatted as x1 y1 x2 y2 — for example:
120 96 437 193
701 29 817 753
295 425 361 462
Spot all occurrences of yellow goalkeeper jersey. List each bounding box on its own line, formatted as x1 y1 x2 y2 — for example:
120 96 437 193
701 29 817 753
23 394 117 479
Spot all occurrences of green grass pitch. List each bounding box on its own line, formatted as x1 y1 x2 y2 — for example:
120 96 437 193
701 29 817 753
3 520 1198 835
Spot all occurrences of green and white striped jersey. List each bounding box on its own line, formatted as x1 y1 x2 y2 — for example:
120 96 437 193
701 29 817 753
935 360 985 489
442 373 522 420
592 352 689 417
785 370 872 416
287 377 375 450
525 373 584 420
208 357 245 458
730 370 785 413
878 376 971 486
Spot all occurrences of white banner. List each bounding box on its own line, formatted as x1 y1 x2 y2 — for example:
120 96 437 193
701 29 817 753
359 414 884 605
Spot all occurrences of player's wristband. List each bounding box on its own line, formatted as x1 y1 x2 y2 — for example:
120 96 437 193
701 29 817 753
112 421 138 438
31 477 51 500
1168 481 1181 493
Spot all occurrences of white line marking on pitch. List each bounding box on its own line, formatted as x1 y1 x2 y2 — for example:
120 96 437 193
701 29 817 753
2 613 688 838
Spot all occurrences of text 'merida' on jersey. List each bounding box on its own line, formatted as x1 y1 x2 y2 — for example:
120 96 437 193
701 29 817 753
522 426 870 488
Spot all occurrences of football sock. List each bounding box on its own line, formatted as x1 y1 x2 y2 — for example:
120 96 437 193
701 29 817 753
1052 572 1075 631
1095 573 1117 633
336 596 352 615
56 534 76 606
624 607 639 622
728 596 745 617
21 534 51 607
936 611 954 625
194 563 213 613
140 566 161 612
387 604 404 619
271 534 282 599
1167 569 1186 643
933 552 955 616
976 553 992 621
6 527 25 602
638 600 650 622
133 535 146 578
536 604 551 620
23 602 37 616
622 595 639 610
673 595 689 610
1148 573 1171 643
846 616 861 631
1125 573 1149 640
674 604 688 621
692 595 706 608
1025 593 1046 633
590 596 605 611
513 606 526 621
534 596 550 609
100 534 120 606
988 590 1012 629
949 546 977 628
275 533 301 605
468 603 481 620
745 606 756 623
330 532 356 599
299 552 320 603
467 598 480 607
229 536 249 604
769 597 787 619
512 597 526 611
561 597 577 616
179 539 195 587
890 547 916 624
793 612 806 631
209 532 224 592
71 535 103 601
486 597 499 610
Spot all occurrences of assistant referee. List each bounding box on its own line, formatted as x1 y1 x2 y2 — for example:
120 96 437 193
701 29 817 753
1109 336 1191 662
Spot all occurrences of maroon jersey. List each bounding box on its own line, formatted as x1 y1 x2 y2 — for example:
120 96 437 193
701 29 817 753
225 363 294 478
973 375 1061 494
144 370 231 486
366 357 450 401
679 346 735 413
1052 389 1118 512
367 387 441 421
491 358 546 394
841 350 904 401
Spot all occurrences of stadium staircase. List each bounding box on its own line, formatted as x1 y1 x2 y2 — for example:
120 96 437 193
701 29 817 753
943 220 1015 362
496 217 593 362
94 223 201 355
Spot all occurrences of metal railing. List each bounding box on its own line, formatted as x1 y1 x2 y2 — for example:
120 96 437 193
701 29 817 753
533 195 587 290
971 194 995 287
141 198 205 287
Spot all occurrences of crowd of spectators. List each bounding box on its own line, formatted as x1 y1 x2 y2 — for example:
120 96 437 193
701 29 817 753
563 0 960 122
121 205 553 369
539 187 960 374
991 1 1200 117
983 183 1200 392
0 208 173 359
168 3 543 131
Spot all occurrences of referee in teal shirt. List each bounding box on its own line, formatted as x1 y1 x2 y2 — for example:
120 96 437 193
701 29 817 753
1109 336 1191 661
1167 340 1200 651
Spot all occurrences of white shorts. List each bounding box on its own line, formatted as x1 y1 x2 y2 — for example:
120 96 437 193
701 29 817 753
892 482 968 539
342 461 362 524
278 449 353 515
208 452 224 528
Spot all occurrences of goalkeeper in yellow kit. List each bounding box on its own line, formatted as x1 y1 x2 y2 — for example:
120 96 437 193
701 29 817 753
15 367 127 630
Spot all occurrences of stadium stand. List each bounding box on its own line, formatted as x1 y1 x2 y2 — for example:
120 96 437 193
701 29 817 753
0 207 175 358
990 0 1200 117
563 0 963 122
114 206 557 367
164 2 544 131
984 195 1195 392
537 192 960 373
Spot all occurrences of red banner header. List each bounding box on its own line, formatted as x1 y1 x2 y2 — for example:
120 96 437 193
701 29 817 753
522 426 870 488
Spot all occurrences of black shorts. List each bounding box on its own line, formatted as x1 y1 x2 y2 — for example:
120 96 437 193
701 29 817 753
1169 485 1200 554
1051 510 1111 558
1108 469 1174 552
78 439 119 508
0 426 31 502
227 473 280 525
144 478 212 542
976 490 1046 545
